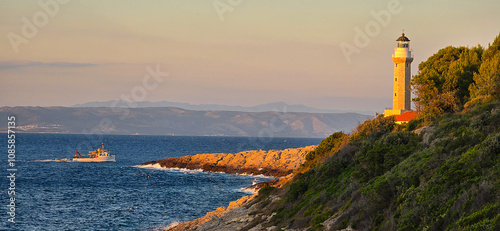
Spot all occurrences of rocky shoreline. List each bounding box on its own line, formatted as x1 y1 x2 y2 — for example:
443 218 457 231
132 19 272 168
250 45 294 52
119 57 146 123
140 146 316 231
140 146 316 177
165 194 260 231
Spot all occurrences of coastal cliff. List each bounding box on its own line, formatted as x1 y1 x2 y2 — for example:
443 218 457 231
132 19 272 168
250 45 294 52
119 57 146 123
140 146 316 177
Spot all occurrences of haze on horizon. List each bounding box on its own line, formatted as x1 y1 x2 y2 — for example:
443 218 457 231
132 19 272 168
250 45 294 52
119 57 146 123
1 0 499 113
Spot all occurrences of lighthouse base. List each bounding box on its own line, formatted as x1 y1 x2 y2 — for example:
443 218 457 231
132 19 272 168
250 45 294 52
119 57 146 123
384 109 417 124
384 109 406 117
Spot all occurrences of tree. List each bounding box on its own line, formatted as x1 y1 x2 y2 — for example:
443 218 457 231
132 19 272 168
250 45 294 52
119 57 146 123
411 46 484 118
467 33 500 107
444 47 483 104
467 52 500 105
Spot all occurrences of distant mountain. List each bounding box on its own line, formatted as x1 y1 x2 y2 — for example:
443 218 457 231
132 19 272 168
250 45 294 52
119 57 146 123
0 106 372 138
72 100 373 115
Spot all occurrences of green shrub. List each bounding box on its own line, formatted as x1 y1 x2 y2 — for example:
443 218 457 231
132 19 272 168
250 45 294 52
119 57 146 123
258 186 276 198
288 180 309 201
305 131 347 162
456 203 500 228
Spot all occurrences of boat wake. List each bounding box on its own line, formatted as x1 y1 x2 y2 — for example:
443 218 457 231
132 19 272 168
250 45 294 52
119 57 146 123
33 159 74 162
33 159 56 162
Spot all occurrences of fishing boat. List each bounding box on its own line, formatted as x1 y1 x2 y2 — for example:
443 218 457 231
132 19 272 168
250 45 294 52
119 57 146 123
72 143 116 162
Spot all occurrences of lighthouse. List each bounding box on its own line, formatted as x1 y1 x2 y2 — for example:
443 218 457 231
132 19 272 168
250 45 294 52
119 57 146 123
384 33 413 117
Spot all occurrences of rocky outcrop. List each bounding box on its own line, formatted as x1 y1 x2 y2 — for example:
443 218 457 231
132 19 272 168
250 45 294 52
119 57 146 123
166 194 259 231
165 192 294 231
140 146 316 177
145 146 317 231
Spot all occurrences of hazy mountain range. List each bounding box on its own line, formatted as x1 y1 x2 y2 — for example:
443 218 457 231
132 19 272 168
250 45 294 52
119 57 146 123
72 100 373 115
0 106 371 138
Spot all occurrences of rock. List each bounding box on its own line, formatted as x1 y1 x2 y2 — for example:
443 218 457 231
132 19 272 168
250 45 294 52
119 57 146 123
141 146 316 177
165 195 257 231
413 126 434 145
322 215 339 230
339 225 356 231
266 213 276 222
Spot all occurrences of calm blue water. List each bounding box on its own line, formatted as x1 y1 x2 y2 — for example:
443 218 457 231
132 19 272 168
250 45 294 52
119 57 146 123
0 133 321 230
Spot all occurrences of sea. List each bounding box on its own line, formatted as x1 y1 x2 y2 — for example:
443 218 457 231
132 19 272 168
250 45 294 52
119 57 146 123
0 133 322 230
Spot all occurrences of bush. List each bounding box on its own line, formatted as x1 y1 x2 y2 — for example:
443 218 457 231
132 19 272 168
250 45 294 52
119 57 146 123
258 186 276 198
288 179 309 201
305 131 347 162
353 132 418 182
350 115 396 141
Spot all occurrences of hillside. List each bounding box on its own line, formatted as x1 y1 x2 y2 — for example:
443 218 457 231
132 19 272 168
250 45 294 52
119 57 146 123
204 101 499 230
72 100 373 115
0 106 371 138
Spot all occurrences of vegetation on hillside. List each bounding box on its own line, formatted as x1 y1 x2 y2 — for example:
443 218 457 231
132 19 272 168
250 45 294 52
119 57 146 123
244 33 500 231
411 33 500 120
248 101 500 231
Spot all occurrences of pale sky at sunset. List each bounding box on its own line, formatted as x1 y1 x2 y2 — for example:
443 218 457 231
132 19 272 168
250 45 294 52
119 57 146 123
1 0 499 112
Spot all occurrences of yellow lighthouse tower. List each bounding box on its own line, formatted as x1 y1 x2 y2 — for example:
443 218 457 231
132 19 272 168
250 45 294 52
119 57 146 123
385 33 413 117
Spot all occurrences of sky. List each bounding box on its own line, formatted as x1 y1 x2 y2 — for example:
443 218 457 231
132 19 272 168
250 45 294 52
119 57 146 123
1 0 499 113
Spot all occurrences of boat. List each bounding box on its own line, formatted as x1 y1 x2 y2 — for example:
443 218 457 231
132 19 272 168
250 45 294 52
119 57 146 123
72 143 116 162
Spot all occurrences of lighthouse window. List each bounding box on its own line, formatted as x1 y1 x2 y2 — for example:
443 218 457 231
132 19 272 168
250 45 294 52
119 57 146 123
396 64 398 67
395 78 397 81
395 93 397 96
